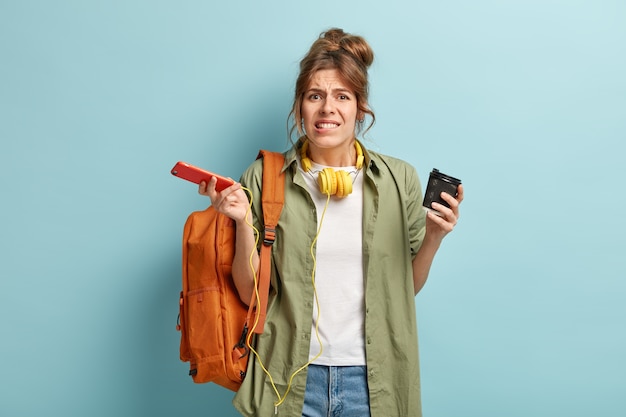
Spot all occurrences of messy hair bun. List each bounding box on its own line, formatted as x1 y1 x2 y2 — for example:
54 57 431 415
317 28 374 69
289 28 376 140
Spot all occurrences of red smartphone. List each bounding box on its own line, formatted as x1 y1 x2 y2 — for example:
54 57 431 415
171 161 235 192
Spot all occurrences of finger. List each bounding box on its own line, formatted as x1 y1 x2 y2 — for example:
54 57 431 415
198 181 208 195
426 209 455 233
223 180 242 193
438 193 459 215
207 177 220 197
439 191 458 207
431 202 457 225
440 191 461 218
199 178 221 202
456 184 464 203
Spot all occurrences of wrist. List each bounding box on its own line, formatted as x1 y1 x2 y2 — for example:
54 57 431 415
234 211 253 227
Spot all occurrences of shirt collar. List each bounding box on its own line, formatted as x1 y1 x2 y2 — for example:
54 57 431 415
283 138 380 174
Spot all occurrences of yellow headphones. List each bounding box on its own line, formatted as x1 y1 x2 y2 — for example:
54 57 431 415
300 139 364 198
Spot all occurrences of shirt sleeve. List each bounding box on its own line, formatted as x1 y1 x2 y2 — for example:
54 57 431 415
405 164 426 257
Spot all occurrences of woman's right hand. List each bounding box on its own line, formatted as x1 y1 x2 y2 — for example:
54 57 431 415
200 176 259 303
198 177 250 224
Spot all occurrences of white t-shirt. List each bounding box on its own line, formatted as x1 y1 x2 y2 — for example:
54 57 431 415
300 159 366 366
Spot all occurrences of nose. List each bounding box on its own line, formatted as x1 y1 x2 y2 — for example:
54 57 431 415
320 98 335 114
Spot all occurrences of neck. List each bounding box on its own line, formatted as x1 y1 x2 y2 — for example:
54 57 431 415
303 139 358 167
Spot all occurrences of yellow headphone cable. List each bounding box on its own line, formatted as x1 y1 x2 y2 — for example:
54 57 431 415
241 186 330 414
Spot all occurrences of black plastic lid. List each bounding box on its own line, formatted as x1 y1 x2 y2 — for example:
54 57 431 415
431 168 462 185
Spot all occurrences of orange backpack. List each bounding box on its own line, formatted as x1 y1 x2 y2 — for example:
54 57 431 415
176 150 285 391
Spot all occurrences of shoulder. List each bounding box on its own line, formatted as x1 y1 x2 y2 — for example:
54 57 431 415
240 148 294 190
363 147 423 203
239 159 263 188
365 147 419 181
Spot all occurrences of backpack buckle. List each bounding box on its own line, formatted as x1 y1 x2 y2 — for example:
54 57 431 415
263 227 276 246
234 324 250 359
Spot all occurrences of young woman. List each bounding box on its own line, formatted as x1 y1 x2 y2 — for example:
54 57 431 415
200 28 463 417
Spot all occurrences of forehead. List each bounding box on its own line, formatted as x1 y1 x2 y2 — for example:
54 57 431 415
307 69 353 92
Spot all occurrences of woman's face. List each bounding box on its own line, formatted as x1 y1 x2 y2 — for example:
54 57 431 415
301 69 359 154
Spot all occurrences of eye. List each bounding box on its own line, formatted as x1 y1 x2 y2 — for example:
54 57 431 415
308 93 322 100
338 94 351 100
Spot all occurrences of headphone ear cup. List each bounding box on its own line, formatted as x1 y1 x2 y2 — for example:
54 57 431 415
335 170 352 198
317 168 337 196
316 168 354 197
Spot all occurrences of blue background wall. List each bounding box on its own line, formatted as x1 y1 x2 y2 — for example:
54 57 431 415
1 1 625 416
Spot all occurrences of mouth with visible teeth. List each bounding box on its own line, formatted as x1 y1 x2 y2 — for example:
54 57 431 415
315 121 340 129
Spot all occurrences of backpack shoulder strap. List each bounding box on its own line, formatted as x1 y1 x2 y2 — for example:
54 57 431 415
258 149 286 236
247 150 285 334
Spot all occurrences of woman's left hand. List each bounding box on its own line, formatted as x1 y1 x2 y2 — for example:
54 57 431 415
425 184 464 242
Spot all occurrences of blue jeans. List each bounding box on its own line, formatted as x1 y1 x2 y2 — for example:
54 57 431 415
302 364 371 417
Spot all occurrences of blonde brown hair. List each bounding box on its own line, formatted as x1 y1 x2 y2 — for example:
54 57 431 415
288 28 376 141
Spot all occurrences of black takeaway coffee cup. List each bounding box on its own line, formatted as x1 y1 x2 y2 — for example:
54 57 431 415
422 168 462 216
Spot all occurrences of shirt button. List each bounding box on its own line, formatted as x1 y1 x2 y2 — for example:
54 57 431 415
367 337 372 344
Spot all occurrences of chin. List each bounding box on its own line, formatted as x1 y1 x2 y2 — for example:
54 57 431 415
307 131 353 145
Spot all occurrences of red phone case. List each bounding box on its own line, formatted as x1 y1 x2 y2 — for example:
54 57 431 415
171 162 234 191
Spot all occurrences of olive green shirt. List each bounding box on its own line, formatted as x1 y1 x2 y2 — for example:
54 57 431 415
233 141 426 417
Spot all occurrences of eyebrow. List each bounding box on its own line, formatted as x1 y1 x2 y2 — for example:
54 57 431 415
306 87 354 95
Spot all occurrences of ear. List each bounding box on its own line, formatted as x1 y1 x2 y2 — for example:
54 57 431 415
357 105 368 122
